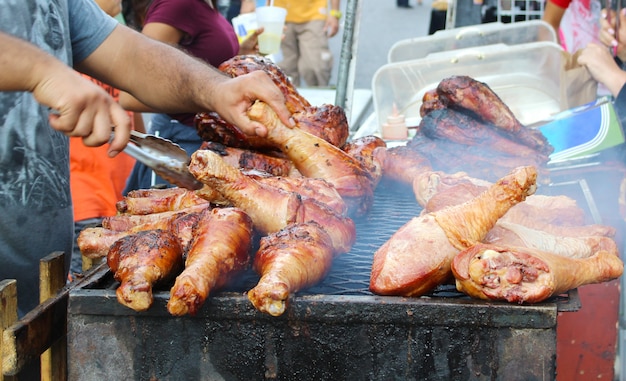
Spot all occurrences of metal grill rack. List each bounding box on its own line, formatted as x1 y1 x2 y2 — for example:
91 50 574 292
89 179 579 310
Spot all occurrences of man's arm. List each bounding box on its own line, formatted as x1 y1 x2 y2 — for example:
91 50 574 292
78 24 293 137
0 32 131 155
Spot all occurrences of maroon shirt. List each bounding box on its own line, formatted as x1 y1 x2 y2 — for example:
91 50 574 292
145 0 240 126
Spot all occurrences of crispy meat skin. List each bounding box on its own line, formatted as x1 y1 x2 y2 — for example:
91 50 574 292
342 135 387 187
369 166 537 297
199 141 299 177
246 174 347 216
451 243 624 303
420 108 549 160
116 187 209 215
435 75 552 156
188 149 356 254
247 101 375 216
195 55 349 148
379 143 433 185
107 229 184 312
219 55 310 114
248 222 335 316
79 206 208 258
167 207 254 316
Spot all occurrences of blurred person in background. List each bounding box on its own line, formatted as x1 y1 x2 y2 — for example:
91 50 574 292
542 0 602 52
120 0 263 192
272 0 341 87
0 0 291 318
578 6 626 117
69 0 144 279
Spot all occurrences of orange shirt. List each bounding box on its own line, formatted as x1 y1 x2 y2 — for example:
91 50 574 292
70 76 136 222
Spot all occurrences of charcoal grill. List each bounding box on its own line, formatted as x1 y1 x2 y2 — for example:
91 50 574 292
67 180 579 381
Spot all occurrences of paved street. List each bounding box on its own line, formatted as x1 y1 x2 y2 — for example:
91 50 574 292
330 0 433 89
325 0 435 129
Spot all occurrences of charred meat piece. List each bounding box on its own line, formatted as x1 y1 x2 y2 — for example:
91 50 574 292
248 222 335 316
167 207 254 316
451 243 623 304
107 229 184 312
435 75 553 156
420 108 549 161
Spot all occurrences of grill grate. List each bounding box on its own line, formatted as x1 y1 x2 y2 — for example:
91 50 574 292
229 180 464 297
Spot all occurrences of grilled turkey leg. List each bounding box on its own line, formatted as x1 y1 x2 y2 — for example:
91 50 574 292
188 149 356 254
451 243 624 303
167 207 254 316
370 166 537 297
248 222 335 316
107 230 184 311
247 101 375 216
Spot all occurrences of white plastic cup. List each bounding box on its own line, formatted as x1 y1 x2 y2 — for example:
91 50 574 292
255 6 287 55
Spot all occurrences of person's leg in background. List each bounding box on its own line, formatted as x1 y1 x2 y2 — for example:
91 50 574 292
278 22 301 86
297 19 332 87
397 0 412 8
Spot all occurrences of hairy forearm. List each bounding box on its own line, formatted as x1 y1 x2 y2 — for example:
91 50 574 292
0 32 69 92
78 25 229 114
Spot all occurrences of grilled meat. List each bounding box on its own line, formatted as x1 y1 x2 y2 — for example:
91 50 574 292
341 135 387 187
247 222 335 316
195 55 349 149
117 187 209 215
167 207 254 316
79 205 208 258
188 149 356 254
435 75 552 156
247 101 375 216
199 141 299 177
451 243 623 303
369 166 537 297
107 229 184 312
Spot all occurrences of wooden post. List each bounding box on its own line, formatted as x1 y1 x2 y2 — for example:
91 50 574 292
0 279 18 381
39 252 67 381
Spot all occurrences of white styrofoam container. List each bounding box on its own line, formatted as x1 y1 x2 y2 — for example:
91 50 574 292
388 20 557 63
371 41 566 135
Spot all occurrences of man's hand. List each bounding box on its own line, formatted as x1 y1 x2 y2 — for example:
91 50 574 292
209 70 294 137
0 31 131 157
35 68 131 157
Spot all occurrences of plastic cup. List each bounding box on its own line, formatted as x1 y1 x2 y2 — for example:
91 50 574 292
255 6 287 55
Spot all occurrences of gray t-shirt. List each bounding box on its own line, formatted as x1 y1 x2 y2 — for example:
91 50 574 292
0 0 117 315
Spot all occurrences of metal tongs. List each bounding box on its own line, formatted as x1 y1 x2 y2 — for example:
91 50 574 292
120 130 203 190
